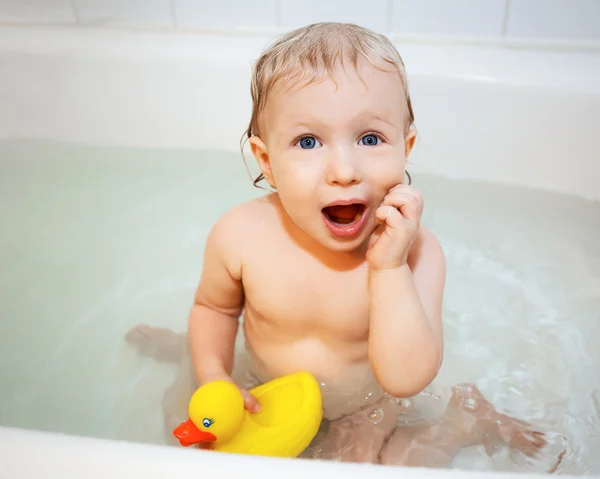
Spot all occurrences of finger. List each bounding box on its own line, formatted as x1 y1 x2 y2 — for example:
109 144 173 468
387 183 413 194
204 375 262 413
382 191 423 223
375 205 403 233
241 388 261 413
387 183 420 197
383 189 422 210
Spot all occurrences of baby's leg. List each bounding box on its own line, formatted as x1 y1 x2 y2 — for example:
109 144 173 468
380 384 563 471
125 324 186 363
161 357 198 445
301 397 399 463
125 324 194 445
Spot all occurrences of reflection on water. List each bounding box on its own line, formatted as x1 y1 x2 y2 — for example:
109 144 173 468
0 140 598 474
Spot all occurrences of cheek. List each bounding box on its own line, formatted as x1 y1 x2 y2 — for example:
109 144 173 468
366 154 407 191
272 154 320 194
271 161 315 210
271 158 323 228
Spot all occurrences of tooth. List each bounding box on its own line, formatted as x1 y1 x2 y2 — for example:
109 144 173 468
354 211 361 221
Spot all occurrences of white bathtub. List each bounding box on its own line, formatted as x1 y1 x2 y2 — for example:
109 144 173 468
0 25 599 478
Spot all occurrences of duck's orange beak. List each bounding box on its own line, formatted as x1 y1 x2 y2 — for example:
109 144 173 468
173 419 217 447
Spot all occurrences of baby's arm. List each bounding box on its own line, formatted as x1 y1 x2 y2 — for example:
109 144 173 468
188 213 259 411
368 227 445 398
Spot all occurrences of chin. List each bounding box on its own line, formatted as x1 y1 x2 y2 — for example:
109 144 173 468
318 232 369 253
288 213 372 254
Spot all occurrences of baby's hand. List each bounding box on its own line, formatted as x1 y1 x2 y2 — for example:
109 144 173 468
238 384 261 413
367 184 423 270
201 374 261 413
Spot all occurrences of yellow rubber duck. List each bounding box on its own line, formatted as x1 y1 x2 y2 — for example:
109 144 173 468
173 371 323 458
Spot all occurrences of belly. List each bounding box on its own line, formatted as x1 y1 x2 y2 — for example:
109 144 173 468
239 317 386 420
247 335 365 380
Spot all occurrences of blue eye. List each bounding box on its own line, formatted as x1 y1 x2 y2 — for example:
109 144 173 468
360 134 380 146
298 137 321 149
202 418 214 428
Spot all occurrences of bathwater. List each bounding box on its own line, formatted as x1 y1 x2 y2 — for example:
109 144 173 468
0 139 598 474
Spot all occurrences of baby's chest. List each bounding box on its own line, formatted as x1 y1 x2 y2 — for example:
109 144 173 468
243 255 370 337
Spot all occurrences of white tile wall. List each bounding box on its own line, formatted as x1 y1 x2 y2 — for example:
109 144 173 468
506 0 600 40
174 0 277 30
74 0 173 28
0 0 75 24
0 0 599 45
280 0 388 32
392 0 506 36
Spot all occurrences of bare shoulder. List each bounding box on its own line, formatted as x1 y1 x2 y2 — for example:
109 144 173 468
205 193 280 268
211 193 280 238
408 227 446 275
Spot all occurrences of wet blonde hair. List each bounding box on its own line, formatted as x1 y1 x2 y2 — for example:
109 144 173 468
242 22 415 187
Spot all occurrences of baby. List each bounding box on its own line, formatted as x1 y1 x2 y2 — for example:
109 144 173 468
127 22 560 469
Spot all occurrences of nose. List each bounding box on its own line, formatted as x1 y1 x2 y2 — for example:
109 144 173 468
325 147 362 187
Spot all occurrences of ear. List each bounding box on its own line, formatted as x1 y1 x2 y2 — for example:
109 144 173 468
404 129 417 159
248 136 276 188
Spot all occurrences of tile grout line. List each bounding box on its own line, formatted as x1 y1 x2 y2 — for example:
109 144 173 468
386 0 394 33
1 21 599 53
501 0 511 37
70 0 80 25
169 0 178 29
275 0 282 28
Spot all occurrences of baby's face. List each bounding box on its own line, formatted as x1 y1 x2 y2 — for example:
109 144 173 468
252 59 415 253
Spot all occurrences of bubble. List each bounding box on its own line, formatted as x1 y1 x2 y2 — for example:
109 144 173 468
368 408 384 424
455 384 474 394
465 398 478 410
419 390 442 400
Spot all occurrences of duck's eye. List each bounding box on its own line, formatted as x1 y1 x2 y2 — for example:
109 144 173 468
202 418 213 428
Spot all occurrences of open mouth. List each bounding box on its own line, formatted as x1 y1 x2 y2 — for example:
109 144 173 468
321 203 368 238
322 204 366 225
